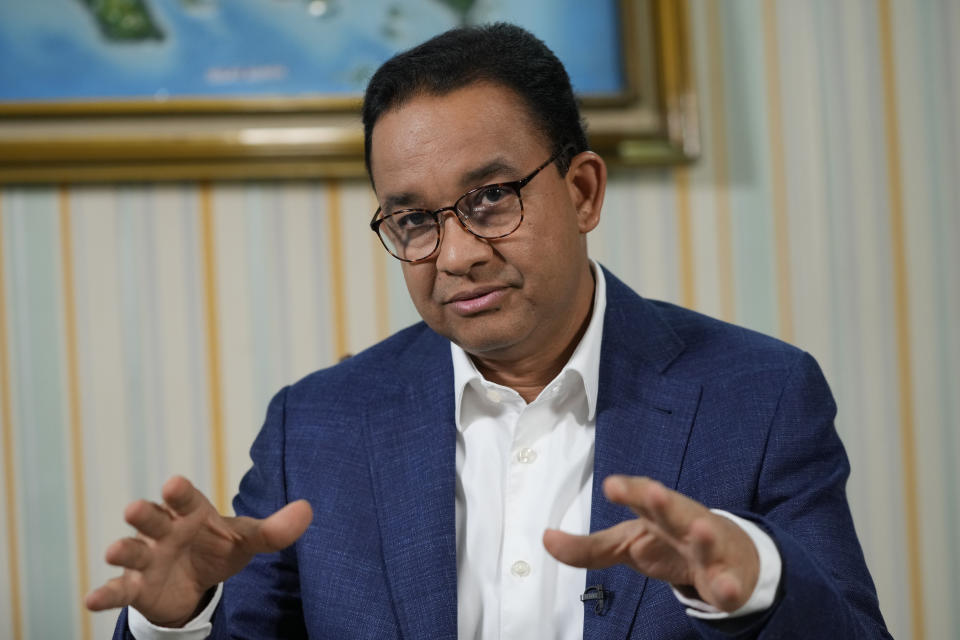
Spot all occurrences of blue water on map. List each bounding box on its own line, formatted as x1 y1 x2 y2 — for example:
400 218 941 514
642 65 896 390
0 0 623 101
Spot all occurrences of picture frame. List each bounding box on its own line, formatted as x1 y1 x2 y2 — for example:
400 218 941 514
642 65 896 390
0 0 697 183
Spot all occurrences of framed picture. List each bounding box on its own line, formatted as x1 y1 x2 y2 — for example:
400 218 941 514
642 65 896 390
0 0 697 183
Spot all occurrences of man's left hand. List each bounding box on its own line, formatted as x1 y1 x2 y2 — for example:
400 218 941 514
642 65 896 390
543 475 759 612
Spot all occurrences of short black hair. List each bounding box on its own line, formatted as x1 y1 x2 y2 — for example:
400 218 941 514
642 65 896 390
361 23 588 181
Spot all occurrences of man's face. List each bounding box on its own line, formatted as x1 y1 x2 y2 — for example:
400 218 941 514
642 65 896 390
369 82 596 362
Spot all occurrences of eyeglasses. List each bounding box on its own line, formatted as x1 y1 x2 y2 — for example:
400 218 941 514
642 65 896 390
369 148 564 262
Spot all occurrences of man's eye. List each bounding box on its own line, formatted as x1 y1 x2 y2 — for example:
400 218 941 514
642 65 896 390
478 186 508 206
395 211 431 228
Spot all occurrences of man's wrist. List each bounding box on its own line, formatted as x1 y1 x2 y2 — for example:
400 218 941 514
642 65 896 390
673 510 782 620
127 583 222 640
157 586 218 629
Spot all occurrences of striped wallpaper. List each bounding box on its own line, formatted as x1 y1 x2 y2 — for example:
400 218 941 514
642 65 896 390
1 1 958 638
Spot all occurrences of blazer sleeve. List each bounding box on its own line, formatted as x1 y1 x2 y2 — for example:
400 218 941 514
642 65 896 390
220 385 309 638
689 352 891 639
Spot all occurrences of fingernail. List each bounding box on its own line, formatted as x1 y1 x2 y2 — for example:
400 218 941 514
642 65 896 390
606 475 626 491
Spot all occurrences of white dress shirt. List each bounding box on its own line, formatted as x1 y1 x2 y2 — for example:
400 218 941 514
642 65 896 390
451 264 780 639
130 263 780 639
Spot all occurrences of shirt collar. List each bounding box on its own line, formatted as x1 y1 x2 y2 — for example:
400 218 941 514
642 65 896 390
450 260 607 430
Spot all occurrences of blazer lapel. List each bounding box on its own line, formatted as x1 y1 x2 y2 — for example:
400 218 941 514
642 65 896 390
365 330 458 640
583 271 703 640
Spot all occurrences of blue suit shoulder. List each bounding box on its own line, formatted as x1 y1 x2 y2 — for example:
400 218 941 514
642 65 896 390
601 267 809 383
650 300 805 372
281 321 447 410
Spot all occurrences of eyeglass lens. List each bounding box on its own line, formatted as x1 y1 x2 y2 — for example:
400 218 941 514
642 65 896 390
378 183 523 261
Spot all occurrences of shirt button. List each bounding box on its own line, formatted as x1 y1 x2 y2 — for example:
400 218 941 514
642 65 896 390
510 560 531 577
485 388 502 403
516 447 538 464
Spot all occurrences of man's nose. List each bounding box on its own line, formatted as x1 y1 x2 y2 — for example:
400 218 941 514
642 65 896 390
434 212 492 275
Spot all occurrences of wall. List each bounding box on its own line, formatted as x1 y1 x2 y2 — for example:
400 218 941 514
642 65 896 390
0 1 957 638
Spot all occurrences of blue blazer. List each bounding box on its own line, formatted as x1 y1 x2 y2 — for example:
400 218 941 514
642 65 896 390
116 268 889 638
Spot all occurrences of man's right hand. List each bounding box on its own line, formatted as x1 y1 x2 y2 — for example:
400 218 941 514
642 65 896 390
84 475 313 628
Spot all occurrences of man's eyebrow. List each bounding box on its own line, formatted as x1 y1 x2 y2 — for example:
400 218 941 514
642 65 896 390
379 158 522 212
381 192 421 212
461 158 521 188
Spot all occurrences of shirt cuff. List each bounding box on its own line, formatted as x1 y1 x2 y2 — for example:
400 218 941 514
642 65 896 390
127 583 222 640
672 510 781 620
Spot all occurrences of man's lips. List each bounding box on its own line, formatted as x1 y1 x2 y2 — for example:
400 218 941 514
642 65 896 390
444 286 508 315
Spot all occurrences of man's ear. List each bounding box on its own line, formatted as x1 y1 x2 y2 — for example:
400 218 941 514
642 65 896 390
564 151 607 233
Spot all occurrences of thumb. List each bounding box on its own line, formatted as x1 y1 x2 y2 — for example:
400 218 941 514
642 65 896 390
233 500 314 554
261 500 314 551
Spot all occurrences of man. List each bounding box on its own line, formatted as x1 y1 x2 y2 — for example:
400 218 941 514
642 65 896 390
87 24 890 638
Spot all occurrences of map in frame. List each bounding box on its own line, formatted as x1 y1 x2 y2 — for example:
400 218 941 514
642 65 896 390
0 0 625 103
